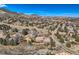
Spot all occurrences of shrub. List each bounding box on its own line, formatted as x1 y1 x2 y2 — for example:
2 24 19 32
50 37 56 47
6 33 10 39
75 37 79 42
0 38 9 45
31 28 38 38
48 37 56 50
66 42 71 48
11 28 18 32
0 39 16 46
55 32 64 43
22 28 29 35
71 41 77 44
0 38 3 44
2 39 7 45
10 39 17 46
64 26 68 32
6 39 10 45
0 24 11 30
59 37 64 43
72 34 79 42
49 26 54 31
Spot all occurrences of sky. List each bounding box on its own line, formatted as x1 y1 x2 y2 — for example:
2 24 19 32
0 4 79 17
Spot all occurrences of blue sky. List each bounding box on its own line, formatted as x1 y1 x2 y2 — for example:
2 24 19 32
0 4 79 17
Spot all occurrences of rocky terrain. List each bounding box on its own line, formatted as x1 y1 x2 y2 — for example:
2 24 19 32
0 8 79 55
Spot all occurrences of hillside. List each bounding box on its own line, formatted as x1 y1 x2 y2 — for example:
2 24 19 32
0 8 79 55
